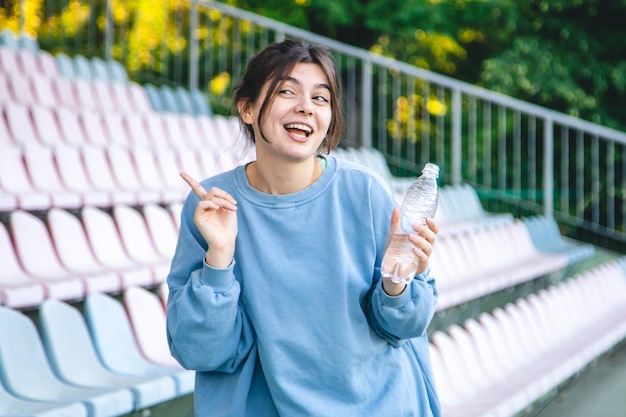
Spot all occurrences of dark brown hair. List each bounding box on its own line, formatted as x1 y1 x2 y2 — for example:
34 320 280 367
232 39 345 154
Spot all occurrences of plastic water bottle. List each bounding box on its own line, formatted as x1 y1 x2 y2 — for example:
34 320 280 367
381 163 439 284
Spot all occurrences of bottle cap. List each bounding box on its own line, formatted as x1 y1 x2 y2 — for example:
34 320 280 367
422 163 440 178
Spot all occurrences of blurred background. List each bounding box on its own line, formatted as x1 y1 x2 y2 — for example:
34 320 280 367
0 1 625 416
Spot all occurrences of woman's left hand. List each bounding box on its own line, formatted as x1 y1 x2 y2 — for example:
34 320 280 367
409 217 439 276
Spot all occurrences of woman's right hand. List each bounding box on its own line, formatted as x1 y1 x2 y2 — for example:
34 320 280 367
180 172 238 269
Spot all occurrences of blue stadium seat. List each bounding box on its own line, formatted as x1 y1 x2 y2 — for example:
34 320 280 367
0 306 134 417
173 86 195 115
158 84 179 113
189 89 213 117
143 83 164 112
55 52 75 79
106 59 129 84
0 29 19 51
83 292 195 396
73 54 94 81
39 298 179 410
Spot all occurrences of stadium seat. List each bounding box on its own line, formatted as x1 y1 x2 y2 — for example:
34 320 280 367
4 101 38 143
0 29 19 51
84 292 195 396
189 88 213 117
0 221 46 309
128 82 153 113
128 144 184 204
72 54 94 81
144 83 164 112
173 86 195 115
39 299 179 410
47 208 122 294
6 71 36 105
79 143 137 205
106 144 162 204
0 45 19 73
91 81 117 111
0 378 88 417
22 141 83 208
89 56 110 83
52 142 112 207
0 142 52 210
0 306 134 417
73 78 99 110
18 33 39 53
158 84 179 113
9 210 85 301
81 206 154 288
31 76 59 107
55 52 75 79
106 59 129 84
51 76 80 108
142 203 180 261
112 204 171 283
123 286 182 367
30 104 65 145
80 110 110 146
110 83 135 112
37 49 60 78
16 48 40 78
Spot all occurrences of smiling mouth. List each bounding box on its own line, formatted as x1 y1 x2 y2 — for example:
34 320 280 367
284 123 312 138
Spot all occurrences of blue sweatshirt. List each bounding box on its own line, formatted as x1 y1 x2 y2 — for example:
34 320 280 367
166 156 441 417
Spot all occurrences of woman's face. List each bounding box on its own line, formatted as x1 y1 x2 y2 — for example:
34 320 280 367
241 63 332 163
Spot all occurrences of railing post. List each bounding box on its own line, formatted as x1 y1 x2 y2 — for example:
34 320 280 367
452 88 462 186
543 118 554 217
105 0 113 61
188 4 199 91
361 60 373 148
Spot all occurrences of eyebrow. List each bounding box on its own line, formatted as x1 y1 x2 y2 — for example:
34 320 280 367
284 76 331 91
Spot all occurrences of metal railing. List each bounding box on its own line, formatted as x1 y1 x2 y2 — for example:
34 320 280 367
6 0 625 251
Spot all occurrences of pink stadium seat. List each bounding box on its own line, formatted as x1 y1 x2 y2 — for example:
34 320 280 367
56 107 89 145
110 83 135 113
80 110 110 146
16 49 40 78
102 112 132 147
0 222 46 309
179 114 205 148
91 81 117 111
112 204 170 284
36 49 60 78
72 78 98 110
123 286 182 367
47 208 122 294
175 146 206 180
124 113 151 147
9 210 85 301
0 142 52 210
0 106 13 143
30 104 64 145
142 203 179 261
0 77 11 105
51 76 79 108
81 206 154 288
80 143 136 205
106 144 161 204
21 142 83 209
52 142 112 207
4 101 38 144
143 113 171 148
128 81 153 113
0 47 19 74
128 145 181 204
6 71 36 105
31 75 59 107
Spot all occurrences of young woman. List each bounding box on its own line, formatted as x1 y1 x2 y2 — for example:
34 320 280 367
166 39 441 417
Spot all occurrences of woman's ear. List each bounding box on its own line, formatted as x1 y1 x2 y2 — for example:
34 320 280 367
238 100 253 124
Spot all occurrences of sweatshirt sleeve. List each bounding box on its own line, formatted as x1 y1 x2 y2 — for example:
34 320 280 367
367 268 439 347
166 194 256 373
364 175 439 346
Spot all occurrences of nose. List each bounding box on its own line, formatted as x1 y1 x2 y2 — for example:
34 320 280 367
296 97 314 115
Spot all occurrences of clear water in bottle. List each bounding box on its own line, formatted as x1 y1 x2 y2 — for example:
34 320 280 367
381 163 439 284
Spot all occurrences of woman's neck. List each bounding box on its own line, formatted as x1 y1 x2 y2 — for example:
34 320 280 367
247 156 322 195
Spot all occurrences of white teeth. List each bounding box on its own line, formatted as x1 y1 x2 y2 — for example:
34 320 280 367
285 123 312 134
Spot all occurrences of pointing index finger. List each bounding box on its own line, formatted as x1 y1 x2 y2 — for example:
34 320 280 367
180 172 207 199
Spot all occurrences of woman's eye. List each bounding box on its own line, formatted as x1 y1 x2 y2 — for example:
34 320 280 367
279 89 294 95
314 95 329 103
